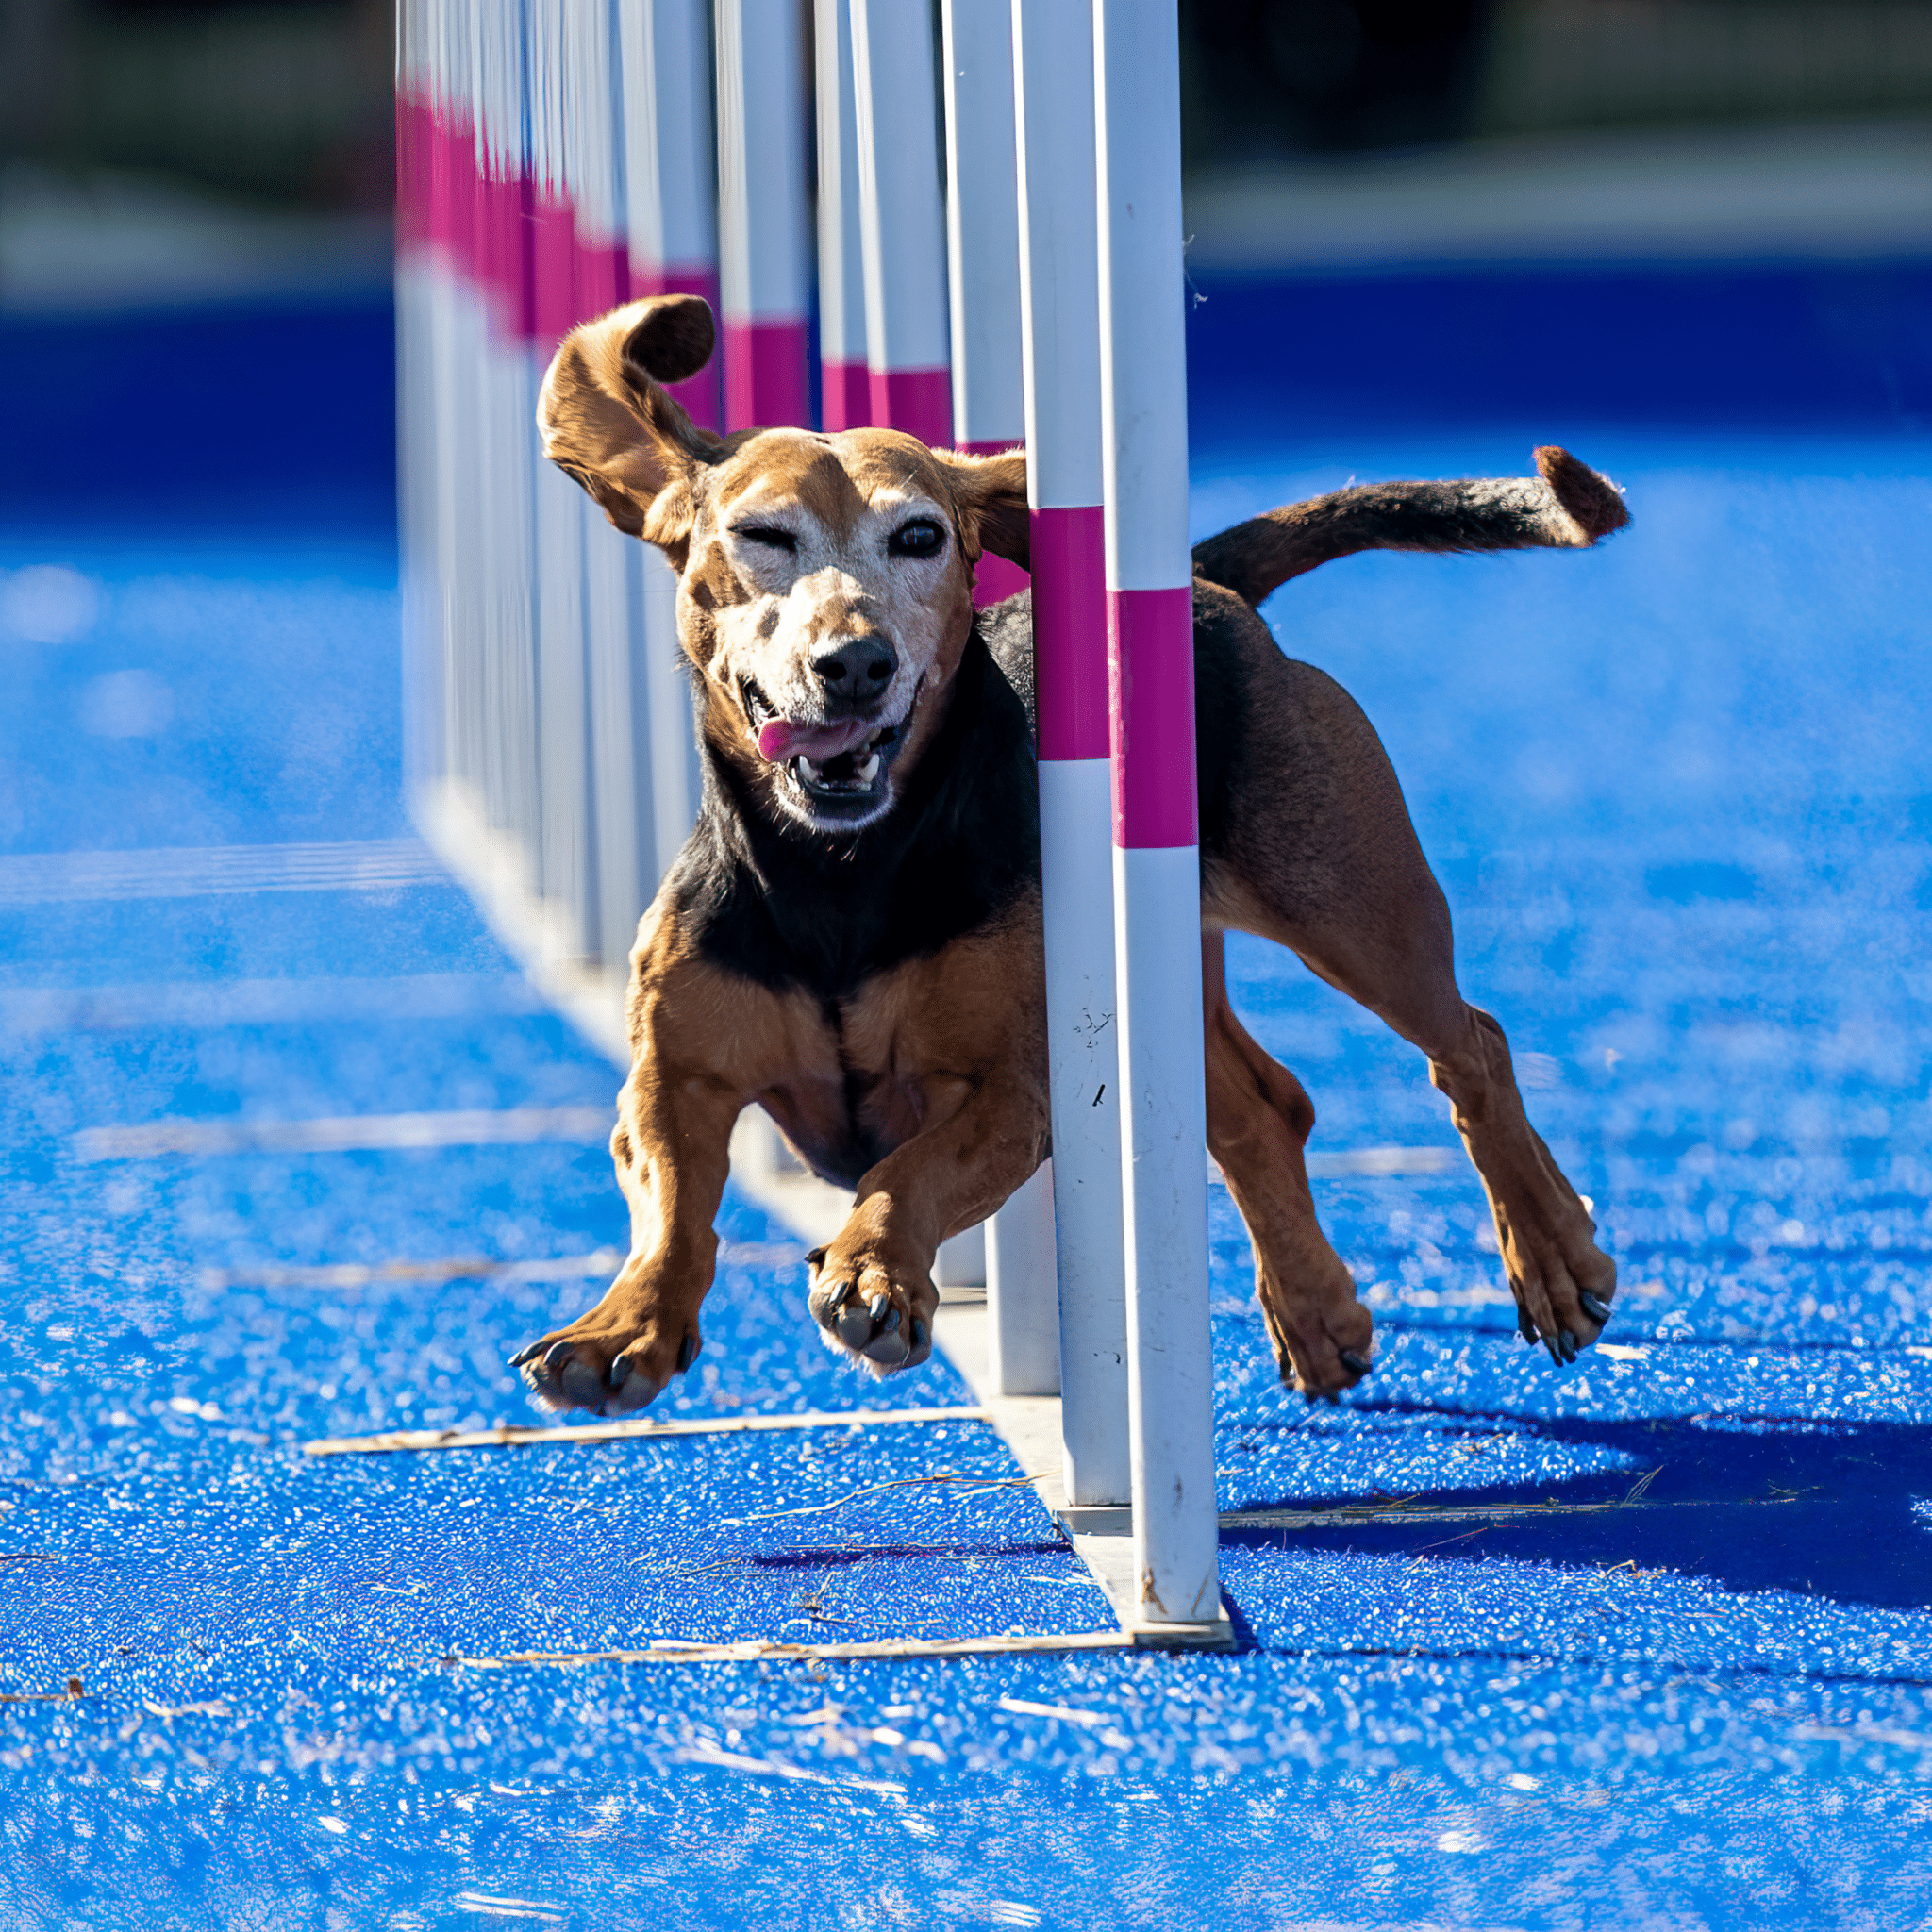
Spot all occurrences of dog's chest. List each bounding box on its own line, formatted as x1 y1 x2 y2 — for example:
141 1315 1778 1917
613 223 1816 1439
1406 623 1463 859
751 940 1030 1190
754 1002 937 1189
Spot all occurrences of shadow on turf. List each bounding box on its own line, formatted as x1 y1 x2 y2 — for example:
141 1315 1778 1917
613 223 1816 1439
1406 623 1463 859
1225 1403 1932 1614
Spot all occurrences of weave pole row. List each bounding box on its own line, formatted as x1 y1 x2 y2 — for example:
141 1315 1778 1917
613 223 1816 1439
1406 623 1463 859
396 0 1220 1634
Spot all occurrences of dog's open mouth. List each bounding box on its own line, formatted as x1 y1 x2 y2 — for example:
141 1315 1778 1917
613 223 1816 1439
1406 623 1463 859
741 680 910 824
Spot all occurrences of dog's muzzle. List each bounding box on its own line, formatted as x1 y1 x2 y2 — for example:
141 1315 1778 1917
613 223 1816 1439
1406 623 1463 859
741 680 911 829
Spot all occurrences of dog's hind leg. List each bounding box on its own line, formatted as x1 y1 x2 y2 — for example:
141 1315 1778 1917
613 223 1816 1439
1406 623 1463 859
1198 588 1616 1368
1203 932 1374 1399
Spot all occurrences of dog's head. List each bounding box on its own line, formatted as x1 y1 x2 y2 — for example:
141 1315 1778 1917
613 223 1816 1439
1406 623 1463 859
540 294 1027 836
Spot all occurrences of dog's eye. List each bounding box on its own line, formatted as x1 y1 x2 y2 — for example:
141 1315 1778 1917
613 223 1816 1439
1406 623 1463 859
889 519 945 558
734 524 798 552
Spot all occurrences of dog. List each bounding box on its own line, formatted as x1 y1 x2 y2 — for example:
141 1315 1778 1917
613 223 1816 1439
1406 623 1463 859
510 292 1622 1415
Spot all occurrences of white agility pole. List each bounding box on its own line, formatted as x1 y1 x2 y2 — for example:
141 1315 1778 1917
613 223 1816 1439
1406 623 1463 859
941 0 1023 459
714 0 810 429
567 0 656 974
941 0 1030 612
812 0 870 430
1093 0 1223 1628
848 0 952 445
619 0 720 428
937 0 1053 1395
617 0 715 884
1012 0 1128 1506
478 0 543 887
527 0 598 960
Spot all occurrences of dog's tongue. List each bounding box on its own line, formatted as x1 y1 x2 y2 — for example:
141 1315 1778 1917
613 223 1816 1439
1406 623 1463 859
756 716 876 764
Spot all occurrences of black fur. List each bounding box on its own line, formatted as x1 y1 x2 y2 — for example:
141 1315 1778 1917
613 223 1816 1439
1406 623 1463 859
675 605 1041 1000
674 583 1257 1010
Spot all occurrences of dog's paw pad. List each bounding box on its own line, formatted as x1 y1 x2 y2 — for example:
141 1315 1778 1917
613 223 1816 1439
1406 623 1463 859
1507 1221 1617 1367
511 1314 701 1416
808 1255 935 1375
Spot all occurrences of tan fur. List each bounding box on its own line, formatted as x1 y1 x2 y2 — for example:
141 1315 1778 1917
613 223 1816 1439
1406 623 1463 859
516 293 1621 1414
527 885 1048 1403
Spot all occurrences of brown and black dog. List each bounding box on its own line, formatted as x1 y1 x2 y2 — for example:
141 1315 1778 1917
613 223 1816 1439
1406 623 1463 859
510 292 1622 1415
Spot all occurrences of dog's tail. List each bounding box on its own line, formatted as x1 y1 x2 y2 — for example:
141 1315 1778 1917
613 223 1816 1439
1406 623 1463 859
1191 445 1628 608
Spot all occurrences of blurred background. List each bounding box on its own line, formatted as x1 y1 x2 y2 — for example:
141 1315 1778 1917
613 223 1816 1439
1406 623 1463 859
3 13 1932 1912
3 0 1930 529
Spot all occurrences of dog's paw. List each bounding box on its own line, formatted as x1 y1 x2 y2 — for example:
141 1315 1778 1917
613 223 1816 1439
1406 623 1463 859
1498 1194 1617 1367
1257 1262 1375 1404
805 1241 938 1376
508 1298 701 1416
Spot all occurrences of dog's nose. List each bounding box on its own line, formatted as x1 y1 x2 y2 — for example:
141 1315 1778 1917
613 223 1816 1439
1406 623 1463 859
809 635 896 708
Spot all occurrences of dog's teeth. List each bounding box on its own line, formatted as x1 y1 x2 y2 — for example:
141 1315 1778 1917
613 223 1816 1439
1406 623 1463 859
798 756 821 782
856 751 880 784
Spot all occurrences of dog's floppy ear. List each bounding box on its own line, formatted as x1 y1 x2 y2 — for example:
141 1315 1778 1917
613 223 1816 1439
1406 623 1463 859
933 447 1029 572
538 294 723 556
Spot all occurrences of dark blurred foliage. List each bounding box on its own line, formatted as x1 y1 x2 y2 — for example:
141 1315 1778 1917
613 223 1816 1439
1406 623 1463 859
0 0 394 208
1179 0 1494 161
4 0 1931 210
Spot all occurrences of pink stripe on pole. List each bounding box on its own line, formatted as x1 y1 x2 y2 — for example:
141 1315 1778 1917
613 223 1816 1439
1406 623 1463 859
394 97 423 253
972 555 1031 609
575 240 627 323
628 267 722 431
821 359 873 431
507 175 539 344
958 442 1030 608
531 195 578 356
1108 585 1197 849
1032 506 1108 761
724 320 809 431
869 367 952 448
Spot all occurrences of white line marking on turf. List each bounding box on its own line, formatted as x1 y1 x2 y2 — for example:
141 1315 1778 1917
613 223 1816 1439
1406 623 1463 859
201 1247 625 1291
0 839 449 906
1305 1145 1462 1177
304 1406 995 1457
76 1106 614 1160
996 1696 1115 1728
439 1630 1134 1669
0 974 543 1035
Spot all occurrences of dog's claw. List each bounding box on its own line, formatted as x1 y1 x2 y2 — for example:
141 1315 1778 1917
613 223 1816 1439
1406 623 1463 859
1517 1305 1537 1346
675 1334 699 1373
866 1292 889 1322
825 1281 851 1311
609 1355 630 1389
910 1318 928 1350
543 1341 572 1371
805 1246 826 1268
1559 1328 1579 1363
1339 1349 1372 1377
1579 1290 1612 1327
508 1342 540 1368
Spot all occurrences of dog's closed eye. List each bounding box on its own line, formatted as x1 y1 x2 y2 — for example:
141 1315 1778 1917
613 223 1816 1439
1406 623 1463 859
888 519 945 559
734 524 798 552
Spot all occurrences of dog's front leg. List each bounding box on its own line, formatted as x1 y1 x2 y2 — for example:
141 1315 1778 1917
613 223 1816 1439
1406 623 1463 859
514 928 790 1416
806 1067 1045 1376
514 1058 740 1416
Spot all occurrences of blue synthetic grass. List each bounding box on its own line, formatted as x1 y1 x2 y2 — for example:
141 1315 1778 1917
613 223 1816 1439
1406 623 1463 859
4 342 1932 1921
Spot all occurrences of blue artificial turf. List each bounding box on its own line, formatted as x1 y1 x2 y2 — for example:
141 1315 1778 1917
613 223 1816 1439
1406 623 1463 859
3 293 1931 1925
